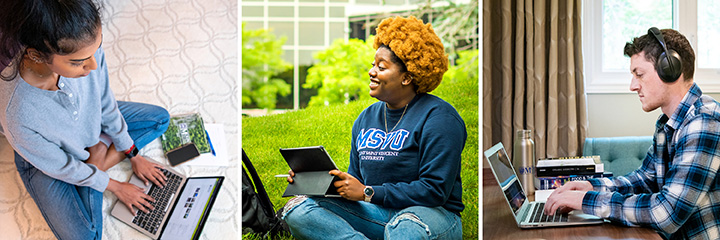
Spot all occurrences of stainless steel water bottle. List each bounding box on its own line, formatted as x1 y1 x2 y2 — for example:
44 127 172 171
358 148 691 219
513 129 535 198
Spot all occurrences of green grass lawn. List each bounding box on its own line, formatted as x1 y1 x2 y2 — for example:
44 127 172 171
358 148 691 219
242 75 478 239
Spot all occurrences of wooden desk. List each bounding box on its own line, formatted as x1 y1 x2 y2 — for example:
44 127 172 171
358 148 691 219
483 168 662 240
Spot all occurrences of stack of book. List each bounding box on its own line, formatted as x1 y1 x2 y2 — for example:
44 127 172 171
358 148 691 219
536 156 613 190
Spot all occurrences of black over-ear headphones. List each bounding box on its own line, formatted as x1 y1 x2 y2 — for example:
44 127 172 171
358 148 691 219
648 27 682 83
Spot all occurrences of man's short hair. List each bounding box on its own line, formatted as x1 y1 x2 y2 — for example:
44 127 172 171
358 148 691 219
623 28 695 80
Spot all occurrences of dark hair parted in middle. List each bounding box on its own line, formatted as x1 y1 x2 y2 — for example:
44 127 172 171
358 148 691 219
0 0 102 80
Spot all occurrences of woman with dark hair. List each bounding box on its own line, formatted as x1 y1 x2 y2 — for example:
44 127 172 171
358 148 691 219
282 16 466 239
0 0 170 239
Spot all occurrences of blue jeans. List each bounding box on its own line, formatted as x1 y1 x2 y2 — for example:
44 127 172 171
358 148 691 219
283 197 462 240
14 101 169 240
116 101 170 149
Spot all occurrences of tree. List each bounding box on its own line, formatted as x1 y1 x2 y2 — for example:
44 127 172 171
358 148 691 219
302 37 376 107
416 0 479 58
366 0 479 63
441 49 479 89
301 0 479 108
241 22 292 110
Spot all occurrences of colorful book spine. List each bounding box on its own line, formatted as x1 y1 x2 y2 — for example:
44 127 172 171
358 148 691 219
536 155 603 177
536 165 596 177
537 172 614 190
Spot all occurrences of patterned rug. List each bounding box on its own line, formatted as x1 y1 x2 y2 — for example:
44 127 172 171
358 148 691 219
0 0 238 239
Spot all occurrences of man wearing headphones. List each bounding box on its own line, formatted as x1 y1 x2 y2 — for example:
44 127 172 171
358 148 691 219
543 28 720 239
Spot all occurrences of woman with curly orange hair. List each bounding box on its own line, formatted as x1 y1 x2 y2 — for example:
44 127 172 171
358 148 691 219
282 16 465 239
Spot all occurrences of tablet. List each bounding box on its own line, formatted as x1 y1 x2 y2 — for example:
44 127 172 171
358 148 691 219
279 146 340 197
279 146 338 173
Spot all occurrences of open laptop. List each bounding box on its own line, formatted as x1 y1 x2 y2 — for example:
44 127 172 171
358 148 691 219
280 146 341 197
111 164 224 240
484 142 604 228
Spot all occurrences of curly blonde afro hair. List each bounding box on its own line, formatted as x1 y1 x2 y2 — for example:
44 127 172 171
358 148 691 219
374 16 448 93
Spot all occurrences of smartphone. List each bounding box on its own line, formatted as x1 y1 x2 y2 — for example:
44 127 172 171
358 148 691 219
166 143 201 166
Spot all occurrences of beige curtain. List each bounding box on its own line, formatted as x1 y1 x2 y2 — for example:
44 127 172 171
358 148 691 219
483 0 588 161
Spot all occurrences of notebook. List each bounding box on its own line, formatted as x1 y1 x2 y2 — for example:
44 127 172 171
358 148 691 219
484 142 604 228
280 146 341 197
111 165 224 240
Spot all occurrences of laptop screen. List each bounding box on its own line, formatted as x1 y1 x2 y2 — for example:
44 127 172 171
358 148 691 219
484 143 527 216
160 177 223 240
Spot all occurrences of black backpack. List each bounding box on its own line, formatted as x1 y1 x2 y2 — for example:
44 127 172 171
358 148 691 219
242 149 290 238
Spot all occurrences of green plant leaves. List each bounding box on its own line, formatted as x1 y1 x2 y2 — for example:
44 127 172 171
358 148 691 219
242 23 292 109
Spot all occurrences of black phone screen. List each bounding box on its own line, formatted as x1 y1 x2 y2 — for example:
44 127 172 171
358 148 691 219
166 143 201 166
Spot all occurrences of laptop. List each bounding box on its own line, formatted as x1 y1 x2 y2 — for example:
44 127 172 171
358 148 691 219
280 146 341 197
111 164 224 240
484 142 604 228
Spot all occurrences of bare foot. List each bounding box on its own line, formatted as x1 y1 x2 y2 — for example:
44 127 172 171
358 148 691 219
86 142 108 170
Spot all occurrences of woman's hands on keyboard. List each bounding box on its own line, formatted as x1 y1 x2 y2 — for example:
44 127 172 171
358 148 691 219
107 179 156 216
130 156 167 187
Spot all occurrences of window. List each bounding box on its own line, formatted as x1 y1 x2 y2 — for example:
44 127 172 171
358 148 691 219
601 0 672 72
697 0 720 68
241 1 349 109
584 0 720 93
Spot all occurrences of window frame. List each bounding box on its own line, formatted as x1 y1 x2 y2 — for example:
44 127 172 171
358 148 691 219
583 0 720 93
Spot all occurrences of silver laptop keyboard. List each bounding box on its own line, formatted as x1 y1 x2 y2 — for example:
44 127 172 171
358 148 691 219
529 202 569 223
131 168 182 234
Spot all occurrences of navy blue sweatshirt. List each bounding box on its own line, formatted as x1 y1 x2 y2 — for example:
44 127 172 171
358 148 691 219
348 93 466 214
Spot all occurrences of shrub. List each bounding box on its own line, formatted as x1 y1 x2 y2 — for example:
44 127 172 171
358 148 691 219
242 23 292 109
303 38 375 107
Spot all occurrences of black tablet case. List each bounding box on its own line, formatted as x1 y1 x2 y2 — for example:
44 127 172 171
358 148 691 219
280 146 340 197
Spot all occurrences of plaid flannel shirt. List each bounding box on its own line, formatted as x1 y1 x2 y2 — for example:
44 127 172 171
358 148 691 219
583 83 720 240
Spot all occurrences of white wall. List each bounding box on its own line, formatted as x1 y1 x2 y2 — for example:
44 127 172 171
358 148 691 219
586 92 720 138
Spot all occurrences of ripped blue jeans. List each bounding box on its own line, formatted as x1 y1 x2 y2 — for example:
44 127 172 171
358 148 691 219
282 197 462 240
